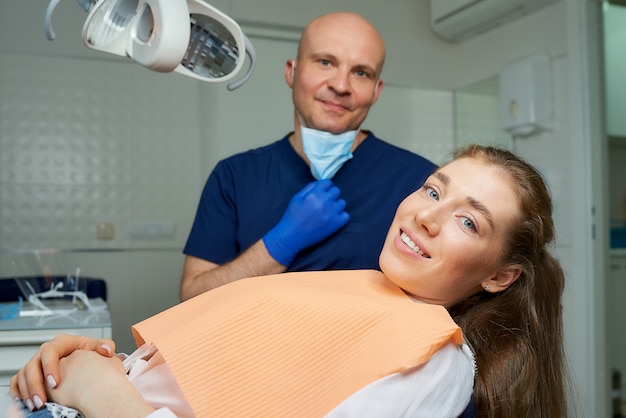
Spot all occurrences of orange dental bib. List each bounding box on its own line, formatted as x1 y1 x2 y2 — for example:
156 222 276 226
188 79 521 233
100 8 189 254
132 270 462 417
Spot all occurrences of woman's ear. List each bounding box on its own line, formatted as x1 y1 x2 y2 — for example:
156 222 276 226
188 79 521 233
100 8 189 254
483 265 522 293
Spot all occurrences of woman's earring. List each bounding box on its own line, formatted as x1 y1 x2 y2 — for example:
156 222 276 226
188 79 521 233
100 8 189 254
484 284 490 292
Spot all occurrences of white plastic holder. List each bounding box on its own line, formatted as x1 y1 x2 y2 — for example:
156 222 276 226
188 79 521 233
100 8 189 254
27 282 107 314
499 54 553 137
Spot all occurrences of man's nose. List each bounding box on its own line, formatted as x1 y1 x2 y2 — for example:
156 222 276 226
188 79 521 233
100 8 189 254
327 69 351 94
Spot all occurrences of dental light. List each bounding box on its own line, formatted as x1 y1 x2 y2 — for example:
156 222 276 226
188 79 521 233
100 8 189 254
44 0 256 91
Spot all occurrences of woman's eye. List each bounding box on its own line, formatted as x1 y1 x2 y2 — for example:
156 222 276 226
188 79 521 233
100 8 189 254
426 187 439 200
461 217 476 231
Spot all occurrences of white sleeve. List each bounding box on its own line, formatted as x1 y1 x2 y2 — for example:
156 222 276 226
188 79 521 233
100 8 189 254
325 342 475 418
146 407 179 418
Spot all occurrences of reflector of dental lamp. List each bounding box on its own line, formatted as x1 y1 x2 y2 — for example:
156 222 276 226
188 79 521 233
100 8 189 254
173 0 256 91
82 0 191 72
44 0 256 90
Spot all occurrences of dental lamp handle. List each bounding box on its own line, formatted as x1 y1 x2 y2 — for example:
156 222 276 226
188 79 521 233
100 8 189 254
226 33 257 91
44 0 63 40
262 179 350 266
44 0 93 41
76 0 92 12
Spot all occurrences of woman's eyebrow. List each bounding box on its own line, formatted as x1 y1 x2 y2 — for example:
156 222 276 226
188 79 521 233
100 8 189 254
433 171 449 185
467 197 495 230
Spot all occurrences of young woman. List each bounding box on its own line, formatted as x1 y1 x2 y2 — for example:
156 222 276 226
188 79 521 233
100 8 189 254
10 145 568 418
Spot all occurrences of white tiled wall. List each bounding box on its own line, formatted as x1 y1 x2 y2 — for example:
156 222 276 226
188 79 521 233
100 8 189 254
365 85 455 165
0 53 201 251
455 85 512 150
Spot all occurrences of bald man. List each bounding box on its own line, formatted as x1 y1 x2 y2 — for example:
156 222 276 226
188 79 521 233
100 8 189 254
180 12 436 300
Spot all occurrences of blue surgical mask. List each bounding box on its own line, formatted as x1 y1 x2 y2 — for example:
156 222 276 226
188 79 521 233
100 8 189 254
301 127 359 180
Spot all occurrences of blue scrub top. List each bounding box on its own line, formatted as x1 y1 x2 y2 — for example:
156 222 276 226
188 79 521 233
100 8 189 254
184 131 437 271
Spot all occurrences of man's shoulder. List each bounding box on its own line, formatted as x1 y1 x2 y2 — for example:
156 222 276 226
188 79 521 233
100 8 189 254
218 136 291 165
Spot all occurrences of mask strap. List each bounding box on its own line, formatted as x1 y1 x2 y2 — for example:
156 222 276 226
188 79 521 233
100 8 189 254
296 111 308 129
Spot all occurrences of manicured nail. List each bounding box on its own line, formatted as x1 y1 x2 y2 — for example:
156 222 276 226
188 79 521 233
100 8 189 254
33 395 44 409
46 374 57 388
25 399 35 411
101 343 112 355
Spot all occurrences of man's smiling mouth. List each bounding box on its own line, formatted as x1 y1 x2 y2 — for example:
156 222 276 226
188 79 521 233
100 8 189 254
400 231 431 258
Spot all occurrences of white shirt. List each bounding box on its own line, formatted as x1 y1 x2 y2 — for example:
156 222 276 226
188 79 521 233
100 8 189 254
130 341 475 418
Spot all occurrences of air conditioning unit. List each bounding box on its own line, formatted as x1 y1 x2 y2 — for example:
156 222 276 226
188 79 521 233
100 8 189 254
430 0 559 42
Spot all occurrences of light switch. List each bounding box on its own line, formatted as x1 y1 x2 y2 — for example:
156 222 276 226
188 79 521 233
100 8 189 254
97 222 114 240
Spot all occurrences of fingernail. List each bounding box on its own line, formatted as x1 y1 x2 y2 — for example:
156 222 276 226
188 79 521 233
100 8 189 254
33 395 44 409
101 343 112 355
25 399 35 411
46 374 57 388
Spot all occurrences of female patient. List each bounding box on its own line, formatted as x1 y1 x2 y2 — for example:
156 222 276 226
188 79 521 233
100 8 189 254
11 145 568 418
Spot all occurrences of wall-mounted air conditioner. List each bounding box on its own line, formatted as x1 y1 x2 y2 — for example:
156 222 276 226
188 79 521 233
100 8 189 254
430 0 559 42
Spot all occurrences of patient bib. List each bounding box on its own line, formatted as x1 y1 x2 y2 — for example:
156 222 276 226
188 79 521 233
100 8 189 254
132 270 463 417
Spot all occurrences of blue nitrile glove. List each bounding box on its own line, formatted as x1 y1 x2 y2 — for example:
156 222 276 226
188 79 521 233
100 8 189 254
263 179 350 266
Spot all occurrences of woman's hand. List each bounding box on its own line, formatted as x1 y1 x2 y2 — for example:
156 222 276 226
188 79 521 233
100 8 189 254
49 350 155 418
9 334 116 411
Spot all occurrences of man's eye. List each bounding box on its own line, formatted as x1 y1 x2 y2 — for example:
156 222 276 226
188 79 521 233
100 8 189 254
319 59 331 66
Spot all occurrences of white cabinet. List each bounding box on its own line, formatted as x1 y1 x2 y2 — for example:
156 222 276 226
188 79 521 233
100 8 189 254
0 299 111 389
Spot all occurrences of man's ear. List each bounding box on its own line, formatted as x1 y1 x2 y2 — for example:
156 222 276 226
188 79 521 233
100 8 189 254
284 59 296 88
483 265 522 293
372 79 383 103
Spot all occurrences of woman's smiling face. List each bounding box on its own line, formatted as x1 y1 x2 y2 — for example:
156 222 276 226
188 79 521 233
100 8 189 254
379 157 522 308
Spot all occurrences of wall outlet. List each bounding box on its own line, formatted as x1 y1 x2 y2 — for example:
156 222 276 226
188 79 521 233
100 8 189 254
97 222 115 240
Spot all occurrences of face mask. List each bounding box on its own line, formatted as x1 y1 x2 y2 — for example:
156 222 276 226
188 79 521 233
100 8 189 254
301 127 359 180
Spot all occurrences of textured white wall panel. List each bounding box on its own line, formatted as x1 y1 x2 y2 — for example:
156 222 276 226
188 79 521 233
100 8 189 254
365 86 455 165
0 54 201 250
456 89 512 149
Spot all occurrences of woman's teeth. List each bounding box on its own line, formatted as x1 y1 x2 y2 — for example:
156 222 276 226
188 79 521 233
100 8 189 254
400 232 430 258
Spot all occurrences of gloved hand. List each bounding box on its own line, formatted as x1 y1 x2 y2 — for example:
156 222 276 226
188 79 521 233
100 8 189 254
263 179 350 266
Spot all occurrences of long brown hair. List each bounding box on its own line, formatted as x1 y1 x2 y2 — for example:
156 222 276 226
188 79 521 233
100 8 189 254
448 145 568 417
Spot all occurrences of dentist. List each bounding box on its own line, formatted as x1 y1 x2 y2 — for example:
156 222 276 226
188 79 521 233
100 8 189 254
180 12 436 301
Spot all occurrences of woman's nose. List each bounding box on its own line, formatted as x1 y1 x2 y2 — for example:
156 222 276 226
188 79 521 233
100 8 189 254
414 205 440 236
